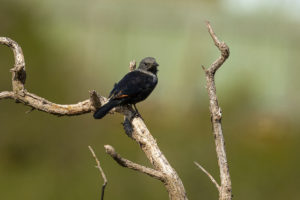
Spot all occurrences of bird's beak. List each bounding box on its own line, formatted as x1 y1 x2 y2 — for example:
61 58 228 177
154 62 159 67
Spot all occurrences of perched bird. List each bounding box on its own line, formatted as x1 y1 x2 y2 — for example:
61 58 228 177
93 57 159 119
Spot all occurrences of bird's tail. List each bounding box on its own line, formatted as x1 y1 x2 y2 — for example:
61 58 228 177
93 100 120 119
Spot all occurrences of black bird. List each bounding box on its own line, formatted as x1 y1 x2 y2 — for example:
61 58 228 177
93 57 159 119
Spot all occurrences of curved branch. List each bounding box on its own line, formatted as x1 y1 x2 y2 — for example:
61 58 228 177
2 91 94 116
0 37 26 93
0 37 117 116
202 22 232 200
104 145 164 181
204 21 230 75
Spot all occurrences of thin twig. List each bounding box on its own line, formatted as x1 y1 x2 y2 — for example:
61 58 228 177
202 21 232 200
88 146 108 200
104 145 165 181
25 107 35 114
194 161 220 192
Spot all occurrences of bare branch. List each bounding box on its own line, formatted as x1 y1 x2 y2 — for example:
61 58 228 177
0 37 124 117
194 161 220 192
0 37 26 93
1 37 188 200
88 146 107 200
1 92 94 116
0 91 14 99
202 21 232 200
121 115 188 199
204 21 230 75
89 90 103 111
104 145 165 181
129 60 136 71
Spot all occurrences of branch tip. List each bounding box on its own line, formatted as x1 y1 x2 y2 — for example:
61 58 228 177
25 107 35 114
89 90 102 110
129 60 136 71
88 146 107 200
205 20 210 26
104 144 165 181
205 22 229 73
194 161 220 191
203 22 232 199
104 144 115 155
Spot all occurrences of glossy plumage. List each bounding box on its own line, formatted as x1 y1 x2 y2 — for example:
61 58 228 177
93 57 159 119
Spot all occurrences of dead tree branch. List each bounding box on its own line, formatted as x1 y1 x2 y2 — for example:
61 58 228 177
0 37 187 200
88 146 108 200
199 21 232 200
194 161 220 192
104 145 164 181
121 114 188 199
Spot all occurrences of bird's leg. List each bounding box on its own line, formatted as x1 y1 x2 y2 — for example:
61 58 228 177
133 104 142 118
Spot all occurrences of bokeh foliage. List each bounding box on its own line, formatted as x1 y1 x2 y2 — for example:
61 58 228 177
1 0 300 199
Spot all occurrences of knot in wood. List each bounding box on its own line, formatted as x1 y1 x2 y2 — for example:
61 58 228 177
213 107 222 121
220 42 230 59
89 90 102 110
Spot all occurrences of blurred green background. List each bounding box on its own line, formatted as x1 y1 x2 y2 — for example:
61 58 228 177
1 0 300 199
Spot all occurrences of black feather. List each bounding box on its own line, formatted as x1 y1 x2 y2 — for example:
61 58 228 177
93 57 158 119
93 100 121 119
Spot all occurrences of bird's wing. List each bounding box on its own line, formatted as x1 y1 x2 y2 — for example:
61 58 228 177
109 71 155 100
108 83 118 98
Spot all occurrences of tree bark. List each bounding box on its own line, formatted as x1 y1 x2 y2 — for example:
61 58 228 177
201 22 232 200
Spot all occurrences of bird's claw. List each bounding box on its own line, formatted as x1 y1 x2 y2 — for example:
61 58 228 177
134 111 143 120
132 104 143 120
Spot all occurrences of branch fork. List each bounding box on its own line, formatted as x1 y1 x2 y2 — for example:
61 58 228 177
195 21 232 200
0 36 187 199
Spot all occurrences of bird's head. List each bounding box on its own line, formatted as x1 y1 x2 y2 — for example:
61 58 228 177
138 57 159 74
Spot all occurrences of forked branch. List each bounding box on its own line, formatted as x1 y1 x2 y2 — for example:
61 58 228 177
0 37 187 200
198 21 232 200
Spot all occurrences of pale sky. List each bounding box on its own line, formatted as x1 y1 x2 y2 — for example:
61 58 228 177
223 0 300 20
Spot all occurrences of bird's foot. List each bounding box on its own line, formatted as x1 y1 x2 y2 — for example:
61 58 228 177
134 111 143 119
132 104 143 120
